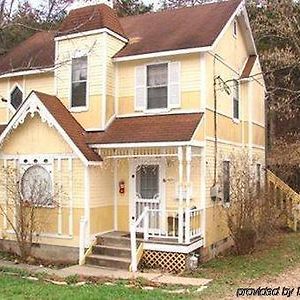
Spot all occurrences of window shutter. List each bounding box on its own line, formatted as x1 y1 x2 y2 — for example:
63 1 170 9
135 65 146 111
168 62 181 108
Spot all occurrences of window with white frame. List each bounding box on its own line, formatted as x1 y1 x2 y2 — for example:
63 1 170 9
223 161 230 203
147 63 168 110
135 62 180 111
233 80 239 119
71 56 87 108
233 20 237 38
20 165 53 206
10 86 23 110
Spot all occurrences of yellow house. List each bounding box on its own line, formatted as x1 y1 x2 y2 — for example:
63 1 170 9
0 0 265 272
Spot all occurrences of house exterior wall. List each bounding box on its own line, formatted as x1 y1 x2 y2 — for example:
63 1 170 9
0 115 86 250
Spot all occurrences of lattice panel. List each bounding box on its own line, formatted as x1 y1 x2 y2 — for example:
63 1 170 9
141 250 187 273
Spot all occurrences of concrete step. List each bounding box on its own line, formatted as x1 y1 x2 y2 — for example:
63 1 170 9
96 235 131 248
85 254 131 270
92 245 131 259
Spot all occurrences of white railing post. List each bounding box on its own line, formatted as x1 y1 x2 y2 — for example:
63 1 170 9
185 207 190 244
130 216 137 272
79 217 86 265
178 146 184 244
144 207 149 241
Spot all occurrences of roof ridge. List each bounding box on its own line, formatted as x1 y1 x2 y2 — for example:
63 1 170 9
120 0 241 20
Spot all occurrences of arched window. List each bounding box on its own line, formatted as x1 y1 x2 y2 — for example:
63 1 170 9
20 165 52 206
10 86 23 110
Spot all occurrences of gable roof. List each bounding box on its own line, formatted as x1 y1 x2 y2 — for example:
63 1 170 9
0 91 101 164
85 113 203 145
57 4 126 38
0 31 55 76
116 0 242 58
0 0 246 75
34 91 101 162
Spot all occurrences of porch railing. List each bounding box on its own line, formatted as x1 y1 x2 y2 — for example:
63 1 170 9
130 206 203 272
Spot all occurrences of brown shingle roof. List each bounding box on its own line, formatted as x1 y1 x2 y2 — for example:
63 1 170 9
116 0 242 57
241 55 257 78
57 4 126 38
0 1 242 75
85 113 203 145
34 91 101 162
0 31 55 75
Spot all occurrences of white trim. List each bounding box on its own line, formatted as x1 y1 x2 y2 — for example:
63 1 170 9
57 158 63 235
54 28 128 44
200 53 206 111
0 92 98 166
200 146 206 246
5 230 73 240
68 158 73 237
90 141 205 149
0 68 54 79
0 153 77 160
113 160 118 230
206 136 265 150
117 109 204 118
144 238 203 253
102 32 108 129
84 165 90 246
113 46 212 62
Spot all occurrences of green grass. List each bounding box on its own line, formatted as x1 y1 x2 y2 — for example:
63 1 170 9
188 231 300 299
0 270 193 300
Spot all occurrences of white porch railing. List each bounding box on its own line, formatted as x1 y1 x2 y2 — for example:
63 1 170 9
130 206 204 272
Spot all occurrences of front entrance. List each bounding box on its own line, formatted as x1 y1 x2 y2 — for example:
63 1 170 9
131 159 165 233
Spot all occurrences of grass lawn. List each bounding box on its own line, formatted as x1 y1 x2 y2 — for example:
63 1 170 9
187 231 300 299
0 273 192 300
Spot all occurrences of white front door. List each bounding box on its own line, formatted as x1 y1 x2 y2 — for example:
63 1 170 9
131 159 165 233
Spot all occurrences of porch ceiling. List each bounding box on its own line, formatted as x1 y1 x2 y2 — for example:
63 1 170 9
85 113 203 146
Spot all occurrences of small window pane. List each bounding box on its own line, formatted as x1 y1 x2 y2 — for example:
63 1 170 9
223 161 230 203
136 165 159 199
72 82 87 107
71 56 87 108
11 87 23 110
147 64 168 86
233 80 239 119
147 87 168 109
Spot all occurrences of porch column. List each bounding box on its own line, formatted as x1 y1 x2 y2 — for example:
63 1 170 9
185 146 192 244
178 146 184 244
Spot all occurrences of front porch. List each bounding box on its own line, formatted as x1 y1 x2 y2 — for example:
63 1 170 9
81 144 207 272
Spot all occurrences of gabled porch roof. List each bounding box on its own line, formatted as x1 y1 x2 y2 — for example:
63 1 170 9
86 113 203 147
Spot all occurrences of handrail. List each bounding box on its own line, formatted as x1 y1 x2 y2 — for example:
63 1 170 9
267 170 300 203
130 206 149 272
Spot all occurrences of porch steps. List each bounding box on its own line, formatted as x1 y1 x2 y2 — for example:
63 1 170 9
85 232 138 270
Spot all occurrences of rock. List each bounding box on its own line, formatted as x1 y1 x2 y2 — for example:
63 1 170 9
165 289 186 294
142 286 154 290
45 279 67 285
14 259 19 264
75 282 86 286
26 256 36 265
195 286 208 293
104 282 115 286
24 276 38 281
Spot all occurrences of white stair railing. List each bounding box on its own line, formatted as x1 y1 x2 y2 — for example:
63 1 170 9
130 206 149 272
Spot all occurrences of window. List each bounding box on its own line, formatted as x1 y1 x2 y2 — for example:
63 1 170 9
136 165 159 199
10 86 23 110
71 56 87 108
223 161 230 203
21 165 52 206
233 80 239 119
147 64 168 110
256 164 261 193
233 20 237 38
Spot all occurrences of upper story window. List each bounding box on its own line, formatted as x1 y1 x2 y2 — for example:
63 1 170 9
135 62 180 112
233 80 239 119
233 20 237 38
147 64 168 110
71 56 87 108
10 86 23 110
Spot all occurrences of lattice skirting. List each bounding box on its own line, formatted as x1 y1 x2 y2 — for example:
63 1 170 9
140 250 187 273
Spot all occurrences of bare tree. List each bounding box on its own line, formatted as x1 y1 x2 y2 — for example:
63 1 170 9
159 0 221 9
220 151 284 255
0 165 59 260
